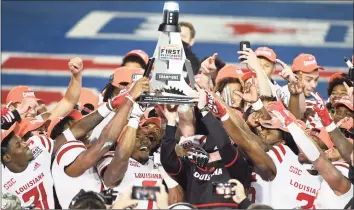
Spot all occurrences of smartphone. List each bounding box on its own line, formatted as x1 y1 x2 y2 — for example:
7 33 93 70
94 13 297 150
212 182 236 195
131 186 160 201
239 41 251 62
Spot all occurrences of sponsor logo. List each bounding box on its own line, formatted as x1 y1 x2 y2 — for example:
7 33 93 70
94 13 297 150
158 45 183 61
31 146 43 160
156 73 181 81
129 160 140 168
33 162 41 171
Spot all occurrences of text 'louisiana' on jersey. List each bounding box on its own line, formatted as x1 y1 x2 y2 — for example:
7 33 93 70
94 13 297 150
2 135 55 209
96 154 162 210
249 144 321 209
52 140 103 209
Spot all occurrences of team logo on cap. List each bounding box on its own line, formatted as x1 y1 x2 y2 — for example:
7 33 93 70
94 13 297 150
23 91 35 98
158 44 183 61
304 59 317 66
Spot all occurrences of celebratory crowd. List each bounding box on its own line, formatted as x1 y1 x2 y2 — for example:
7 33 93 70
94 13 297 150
1 21 354 209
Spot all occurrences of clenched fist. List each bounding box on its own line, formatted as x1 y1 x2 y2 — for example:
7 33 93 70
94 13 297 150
129 77 150 100
68 57 83 74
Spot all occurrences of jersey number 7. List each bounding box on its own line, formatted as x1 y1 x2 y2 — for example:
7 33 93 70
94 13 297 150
22 182 49 209
142 180 157 210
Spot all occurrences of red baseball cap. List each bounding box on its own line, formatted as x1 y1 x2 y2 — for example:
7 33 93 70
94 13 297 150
1 123 19 142
6 86 43 105
215 64 243 84
47 109 83 138
78 88 99 110
140 117 162 128
328 72 345 84
16 118 51 137
123 50 149 65
241 71 257 82
292 54 324 73
307 127 334 149
332 97 353 111
255 47 277 63
110 67 144 88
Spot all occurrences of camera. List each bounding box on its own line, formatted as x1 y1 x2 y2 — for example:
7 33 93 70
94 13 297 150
101 188 118 205
212 182 236 195
131 186 160 201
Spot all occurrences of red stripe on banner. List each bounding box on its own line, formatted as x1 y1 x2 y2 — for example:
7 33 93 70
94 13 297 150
2 57 120 70
1 90 64 105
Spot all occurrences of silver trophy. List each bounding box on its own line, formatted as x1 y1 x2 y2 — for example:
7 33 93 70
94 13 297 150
138 1 197 105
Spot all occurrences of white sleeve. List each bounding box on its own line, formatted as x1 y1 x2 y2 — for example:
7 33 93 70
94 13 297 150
88 112 115 143
54 141 86 167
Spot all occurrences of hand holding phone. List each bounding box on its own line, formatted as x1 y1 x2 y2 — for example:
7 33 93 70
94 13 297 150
239 41 251 62
212 182 236 195
131 186 160 201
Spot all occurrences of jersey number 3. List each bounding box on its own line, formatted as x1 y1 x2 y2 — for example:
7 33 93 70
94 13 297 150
296 192 315 209
22 182 49 209
142 180 157 210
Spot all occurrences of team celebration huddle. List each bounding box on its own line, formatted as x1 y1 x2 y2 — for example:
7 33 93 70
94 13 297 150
1 2 354 210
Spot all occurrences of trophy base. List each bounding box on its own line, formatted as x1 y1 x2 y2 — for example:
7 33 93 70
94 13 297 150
138 93 196 105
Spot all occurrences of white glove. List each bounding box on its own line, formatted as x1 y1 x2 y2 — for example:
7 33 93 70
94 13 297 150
153 151 162 167
130 102 146 120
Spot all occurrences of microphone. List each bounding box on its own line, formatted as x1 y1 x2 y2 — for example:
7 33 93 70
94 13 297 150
344 57 354 82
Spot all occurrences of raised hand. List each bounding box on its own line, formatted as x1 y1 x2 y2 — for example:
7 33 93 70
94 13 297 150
200 53 218 75
224 179 247 204
234 77 258 103
267 100 294 126
159 105 178 125
129 77 150 100
237 48 262 72
206 91 227 118
194 84 207 110
310 92 333 127
16 97 38 115
68 57 83 74
277 59 297 83
288 77 303 95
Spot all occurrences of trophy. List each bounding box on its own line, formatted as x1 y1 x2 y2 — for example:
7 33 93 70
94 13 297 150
138 1 197 105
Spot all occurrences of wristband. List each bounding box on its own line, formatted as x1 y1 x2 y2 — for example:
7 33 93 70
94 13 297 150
158 166 178 189
98 103 112 118
125 94 135 103
325 122 337 133
127 118 139 129
63 129 76 141
252 98 263 111
220 113 230 121
107 100 113 110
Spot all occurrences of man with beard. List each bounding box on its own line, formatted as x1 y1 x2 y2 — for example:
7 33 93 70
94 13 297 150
208 85 323 208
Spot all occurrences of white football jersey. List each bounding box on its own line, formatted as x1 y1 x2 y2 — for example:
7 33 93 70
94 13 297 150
249 144 321 209
2 135 55 209
97 155 162 209
52 140 103 209
315 161 353 209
